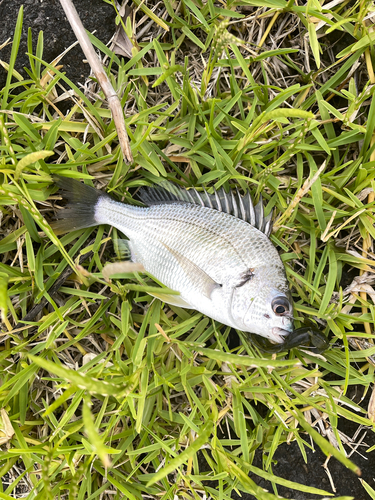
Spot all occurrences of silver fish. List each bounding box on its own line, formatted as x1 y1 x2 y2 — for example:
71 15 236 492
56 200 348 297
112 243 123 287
52 177 293 343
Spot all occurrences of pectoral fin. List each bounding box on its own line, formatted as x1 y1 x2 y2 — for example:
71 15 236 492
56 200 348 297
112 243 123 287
161 243 220 299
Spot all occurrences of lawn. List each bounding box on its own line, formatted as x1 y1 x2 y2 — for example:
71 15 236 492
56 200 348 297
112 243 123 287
0 0 375 498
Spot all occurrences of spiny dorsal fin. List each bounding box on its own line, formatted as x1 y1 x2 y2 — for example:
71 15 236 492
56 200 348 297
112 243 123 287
139 181 273 237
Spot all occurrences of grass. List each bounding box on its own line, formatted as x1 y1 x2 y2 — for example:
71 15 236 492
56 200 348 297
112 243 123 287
1 0 375 498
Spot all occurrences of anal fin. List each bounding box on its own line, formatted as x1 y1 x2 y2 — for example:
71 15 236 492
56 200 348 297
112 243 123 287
113 239 132 260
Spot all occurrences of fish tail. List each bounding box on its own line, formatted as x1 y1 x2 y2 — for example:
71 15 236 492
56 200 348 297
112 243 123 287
51 175 109 234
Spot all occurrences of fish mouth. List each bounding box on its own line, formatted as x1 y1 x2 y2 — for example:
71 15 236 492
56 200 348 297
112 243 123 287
271 327 292 344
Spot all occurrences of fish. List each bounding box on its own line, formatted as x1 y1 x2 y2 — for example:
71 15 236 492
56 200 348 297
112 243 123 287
51 176 294 344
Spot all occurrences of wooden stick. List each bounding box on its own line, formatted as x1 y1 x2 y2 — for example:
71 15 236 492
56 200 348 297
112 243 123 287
59 0 133 164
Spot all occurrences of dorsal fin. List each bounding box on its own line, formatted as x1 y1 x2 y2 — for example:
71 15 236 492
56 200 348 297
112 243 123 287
139 182 273 237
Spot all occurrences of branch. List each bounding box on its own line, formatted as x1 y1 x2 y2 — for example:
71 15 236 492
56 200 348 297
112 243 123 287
59 0 133 164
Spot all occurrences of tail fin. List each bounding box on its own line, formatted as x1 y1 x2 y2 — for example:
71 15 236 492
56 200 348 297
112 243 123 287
51 175 109 234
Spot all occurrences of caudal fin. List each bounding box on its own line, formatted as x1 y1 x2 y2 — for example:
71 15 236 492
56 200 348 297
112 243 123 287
51 175 108 234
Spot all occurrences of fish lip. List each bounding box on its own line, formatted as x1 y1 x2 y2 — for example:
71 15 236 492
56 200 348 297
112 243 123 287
271 327 291 344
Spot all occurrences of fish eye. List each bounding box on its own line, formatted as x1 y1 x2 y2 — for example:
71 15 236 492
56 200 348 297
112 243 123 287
272 297 290 316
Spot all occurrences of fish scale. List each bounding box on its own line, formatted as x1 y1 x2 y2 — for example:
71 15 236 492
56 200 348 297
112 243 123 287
98 201 268 280
52 176 294 343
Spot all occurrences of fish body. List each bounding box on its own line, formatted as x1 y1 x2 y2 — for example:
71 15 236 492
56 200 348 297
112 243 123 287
53 177 293 343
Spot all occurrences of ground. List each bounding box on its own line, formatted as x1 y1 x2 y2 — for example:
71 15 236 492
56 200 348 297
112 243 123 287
1 0 375 499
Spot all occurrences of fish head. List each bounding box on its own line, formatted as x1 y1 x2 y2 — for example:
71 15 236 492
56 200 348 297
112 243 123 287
230 266 293 343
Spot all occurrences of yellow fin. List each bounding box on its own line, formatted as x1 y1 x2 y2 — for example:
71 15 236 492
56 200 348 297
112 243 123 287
102 261 145 282
149 291 191 308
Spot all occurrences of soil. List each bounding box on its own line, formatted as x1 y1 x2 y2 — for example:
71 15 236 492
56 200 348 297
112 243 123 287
0 0 116 89
249 427 375 499
1 1 374 499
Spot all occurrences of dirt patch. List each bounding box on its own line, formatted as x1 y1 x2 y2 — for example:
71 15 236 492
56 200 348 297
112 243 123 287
0 0 116 89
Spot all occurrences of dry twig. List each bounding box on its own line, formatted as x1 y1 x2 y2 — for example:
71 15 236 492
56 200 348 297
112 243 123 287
59 0 133 164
